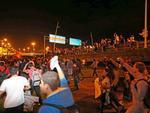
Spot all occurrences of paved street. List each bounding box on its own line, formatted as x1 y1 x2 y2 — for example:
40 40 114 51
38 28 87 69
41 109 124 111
71 68 150 113
71 68 130 113
72 78 120 113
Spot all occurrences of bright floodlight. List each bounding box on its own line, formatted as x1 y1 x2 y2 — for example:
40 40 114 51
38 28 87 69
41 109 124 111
4 38 7 42
31 42 36 46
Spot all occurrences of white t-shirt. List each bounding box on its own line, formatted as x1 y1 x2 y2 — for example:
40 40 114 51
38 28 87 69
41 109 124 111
0 75 29 108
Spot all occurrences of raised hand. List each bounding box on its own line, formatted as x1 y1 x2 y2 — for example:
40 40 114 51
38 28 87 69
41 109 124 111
50 56 59 70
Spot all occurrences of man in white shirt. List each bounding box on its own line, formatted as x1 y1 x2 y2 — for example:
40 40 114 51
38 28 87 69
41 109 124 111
0 66 30 113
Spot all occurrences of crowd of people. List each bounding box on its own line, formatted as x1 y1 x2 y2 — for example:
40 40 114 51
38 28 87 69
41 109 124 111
0 55 82 113
46 33 139 55
94 57 150 113
0 54 149 113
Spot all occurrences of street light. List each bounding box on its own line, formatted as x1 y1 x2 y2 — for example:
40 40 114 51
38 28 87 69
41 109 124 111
31 42 36 52
4 38 7 42
43 22 59 57
7 43 11 47
23 48 26 52
27 47 30 52
1 42 4 46
54 21 59 52
43 36 50 58
144 0 148 48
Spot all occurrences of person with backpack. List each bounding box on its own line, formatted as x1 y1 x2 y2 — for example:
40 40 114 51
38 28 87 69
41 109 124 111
32 68 42 103
120 59 149 113
23 60 42 103
39 56 76 113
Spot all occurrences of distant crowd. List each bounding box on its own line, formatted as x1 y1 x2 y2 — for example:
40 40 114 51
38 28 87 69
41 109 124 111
47 33 139 55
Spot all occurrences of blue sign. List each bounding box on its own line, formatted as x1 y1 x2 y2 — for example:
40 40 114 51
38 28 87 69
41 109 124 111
69 38 82 46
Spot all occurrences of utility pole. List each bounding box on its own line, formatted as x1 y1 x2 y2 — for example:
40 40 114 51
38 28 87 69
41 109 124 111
144 0 148 48
43 35 50 58
53 21 59 51
90 32 94 46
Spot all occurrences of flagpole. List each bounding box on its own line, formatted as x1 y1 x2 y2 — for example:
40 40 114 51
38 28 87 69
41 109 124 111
54 21 59 52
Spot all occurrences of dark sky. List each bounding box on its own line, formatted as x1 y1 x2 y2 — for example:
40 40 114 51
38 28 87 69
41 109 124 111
0 0 149 49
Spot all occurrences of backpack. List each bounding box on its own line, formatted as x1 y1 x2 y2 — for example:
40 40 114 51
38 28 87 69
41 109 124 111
32 70 41 86
43 103 80 113
135 78 150 108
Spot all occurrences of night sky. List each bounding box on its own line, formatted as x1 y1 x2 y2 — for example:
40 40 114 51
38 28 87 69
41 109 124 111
0 0 149 49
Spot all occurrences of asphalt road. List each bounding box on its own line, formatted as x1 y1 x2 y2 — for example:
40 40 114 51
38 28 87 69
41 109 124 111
71 68 130 113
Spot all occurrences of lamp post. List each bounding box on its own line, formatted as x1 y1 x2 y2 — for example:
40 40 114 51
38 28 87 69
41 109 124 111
23 48 26 52
144 0 148 48
1 39 12 56
54 21 59 51
31 42 36 53
4 38 7 42
27 47 30 52
1 42 4 46
43 36 50 58
7 43 11 47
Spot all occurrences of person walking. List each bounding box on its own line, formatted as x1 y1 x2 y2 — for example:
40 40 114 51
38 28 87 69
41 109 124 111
0 66 30 113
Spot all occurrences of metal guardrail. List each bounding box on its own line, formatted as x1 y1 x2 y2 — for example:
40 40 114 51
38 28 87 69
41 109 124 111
0 53 43 56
